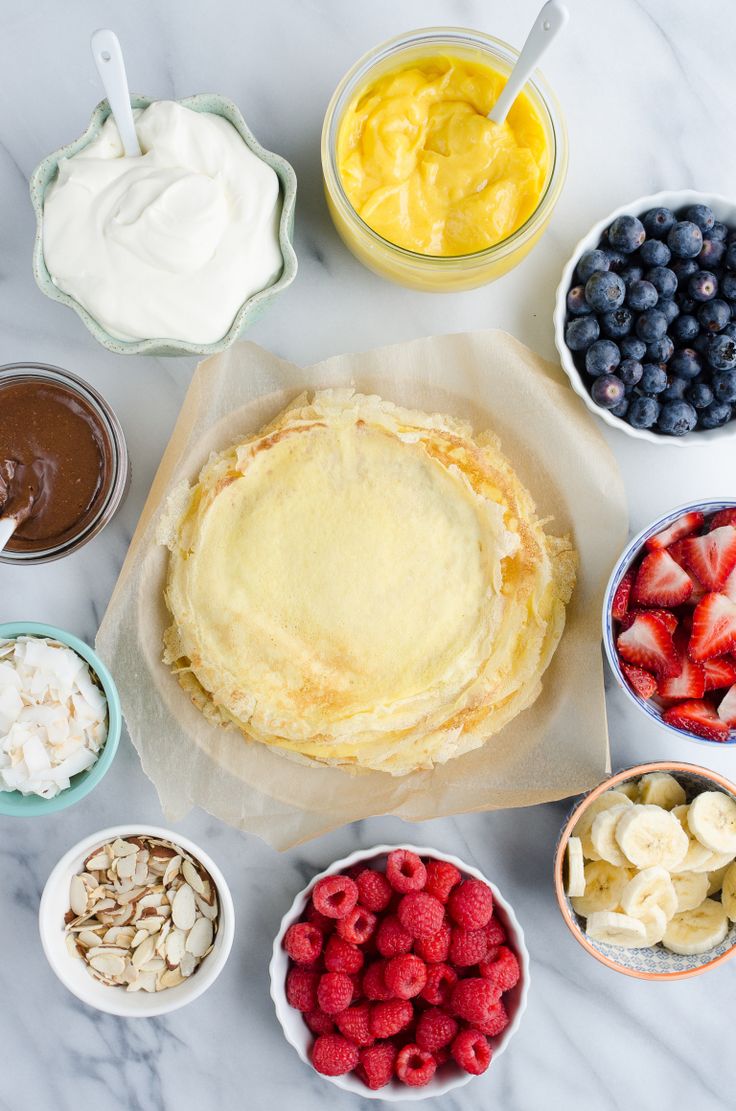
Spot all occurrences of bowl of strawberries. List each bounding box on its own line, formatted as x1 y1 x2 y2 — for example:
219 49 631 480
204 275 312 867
604 499 736 744
269 844 529 1100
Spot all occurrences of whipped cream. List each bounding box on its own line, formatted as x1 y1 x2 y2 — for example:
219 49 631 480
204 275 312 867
43 100 283 344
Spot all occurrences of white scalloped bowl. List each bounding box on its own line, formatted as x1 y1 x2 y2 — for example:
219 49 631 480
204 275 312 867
554 189 736 446
269 843 529 1101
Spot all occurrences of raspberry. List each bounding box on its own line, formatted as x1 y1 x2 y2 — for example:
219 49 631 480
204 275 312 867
397 892 445 939
356 869 393 913
317 971 354 1015
384 953 427 999
337 904 377 945
449 925 489 967
324 934 364 974
424 859 462 903
448 879 494 930
485 915 507 947
376 915 413 958
369 999 413 1038
362 960 393 1001
356 1042 397 1090
312 874 359 920
304 1008 335 1035
421 963 458 1007
335 1001 375 1047
415 1008 458 1053
451 978 500 1025
386 849 427 893
305 904 334 934
395 1044 437 1087
479 946 521 993
475 998 510 1037
451 1028 492 1075
285 967 319 1012
311 1033 360 1076
414 921 451 963
283 922 323 965
348 972 363 1001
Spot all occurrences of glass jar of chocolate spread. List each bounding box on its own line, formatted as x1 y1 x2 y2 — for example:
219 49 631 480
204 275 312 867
0 363 130 564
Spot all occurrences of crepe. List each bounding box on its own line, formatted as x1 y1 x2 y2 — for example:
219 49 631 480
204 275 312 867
160 389 576 775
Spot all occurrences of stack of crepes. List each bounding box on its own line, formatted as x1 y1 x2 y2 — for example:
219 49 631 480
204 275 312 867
160 390 576 775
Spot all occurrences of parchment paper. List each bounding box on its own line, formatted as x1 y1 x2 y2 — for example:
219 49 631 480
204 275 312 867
96 331 627 850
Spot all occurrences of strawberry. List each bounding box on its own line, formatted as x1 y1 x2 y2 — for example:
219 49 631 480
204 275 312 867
709 509 736 531
645 511 704 551
611 567 635 621
702 655 736 691
662 699 730 741
689 593 736 662
617 613 682 678
717 684 736 727
657 654 705 699
633 550 693 607
681 526 736 592
621 662 657 700
619 608 678 635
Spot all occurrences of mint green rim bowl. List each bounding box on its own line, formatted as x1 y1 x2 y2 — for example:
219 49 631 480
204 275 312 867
0 622 121 816
30 93 298 357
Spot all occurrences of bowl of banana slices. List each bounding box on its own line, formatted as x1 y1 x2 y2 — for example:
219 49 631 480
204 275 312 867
554 761 736 979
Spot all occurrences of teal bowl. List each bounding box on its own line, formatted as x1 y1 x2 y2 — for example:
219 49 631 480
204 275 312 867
30 93 298 357
0 622 121 816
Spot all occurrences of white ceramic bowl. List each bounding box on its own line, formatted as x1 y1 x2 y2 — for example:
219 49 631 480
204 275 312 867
39 824 235 1017
554 189 736 446
269 843 529 1101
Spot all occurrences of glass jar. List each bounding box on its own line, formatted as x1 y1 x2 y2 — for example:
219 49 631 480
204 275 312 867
0 362 130 565
321 26 568 292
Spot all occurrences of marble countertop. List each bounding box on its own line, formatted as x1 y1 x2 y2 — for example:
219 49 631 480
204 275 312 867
1 1 734 1108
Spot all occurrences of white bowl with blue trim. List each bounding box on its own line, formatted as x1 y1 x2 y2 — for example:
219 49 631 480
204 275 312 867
603 498 736 746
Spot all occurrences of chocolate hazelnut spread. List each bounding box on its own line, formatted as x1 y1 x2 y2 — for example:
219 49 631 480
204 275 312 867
0 377 113 552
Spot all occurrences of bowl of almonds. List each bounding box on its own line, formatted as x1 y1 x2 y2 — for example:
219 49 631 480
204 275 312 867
39 825 234 1015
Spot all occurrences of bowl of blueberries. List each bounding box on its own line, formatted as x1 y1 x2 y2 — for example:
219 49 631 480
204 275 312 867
554 191 736 443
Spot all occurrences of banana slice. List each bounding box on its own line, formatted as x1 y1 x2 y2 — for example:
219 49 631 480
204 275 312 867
721 862 736 922
618 780 640 802
565 836 586 897
590 806 630 866
573 790 634 860
662 898 729 956
691 847 736 874
687 792 736 855
637 772 686 811
671 871 709 914
636 905 668 946
708 863 732 897
670 805 714 873
615 805 689 870
620 866 677 921
585 910 648 948
571 861 631 917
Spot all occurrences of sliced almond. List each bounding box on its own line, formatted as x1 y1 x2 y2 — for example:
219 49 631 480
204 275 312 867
111 838 138 858
132 935 156 969
185 917 213 958
158 968 184 989
195 893 218 921
89 954 126 978
171 884 196 931
84 850 110 872
165 928 186 968
69 874 89 917
179 951 196 978
181 859 206 895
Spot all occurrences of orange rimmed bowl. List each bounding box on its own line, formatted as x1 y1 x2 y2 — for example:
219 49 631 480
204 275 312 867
554 762 736 980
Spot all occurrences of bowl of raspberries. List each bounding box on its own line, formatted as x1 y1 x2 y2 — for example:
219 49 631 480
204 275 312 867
604 499 736 744
554 190 736 443
269 844 529 1099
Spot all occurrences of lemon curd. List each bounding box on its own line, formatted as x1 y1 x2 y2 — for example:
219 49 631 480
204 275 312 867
336 54 550 258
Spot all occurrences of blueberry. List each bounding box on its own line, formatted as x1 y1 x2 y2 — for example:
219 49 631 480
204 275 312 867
698 237 725 268
618 357 643 389
710 222 728 242
668 221 704 259
585 271 626 312
662 376 688 401
671 257 699 286
671 313 700 343
698 298 731 333
660 299 680 325
684 204 715 233
720 272 736 300
585 339 621 376
565 316 600 352
627 395 661 429
607 215 646 254
640 239 671 267
688 270 719 302
591 374 626 409
687 382 714 409
603 247 628 272
726 242 736 270
723 322 736 341
620 264 644 289
692 332 711 357
620 336 647 361
576 248 610 284
713 370 736 403
627 279 658 311
642 207 676 239
610 396 629 419
700 401 733 429
601 307 634 339
636 308 668 343
646 335 674 363
641 363 668 394
669 347 703 379
658 400 698 436
706 332 736 370
567 284 592 315
647 266 678 299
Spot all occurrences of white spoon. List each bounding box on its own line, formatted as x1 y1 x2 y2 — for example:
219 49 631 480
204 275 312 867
90 29 142 157
488 0 569 126
0 517 17 553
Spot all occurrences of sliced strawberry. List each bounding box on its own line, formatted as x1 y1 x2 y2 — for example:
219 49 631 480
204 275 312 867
681 525 736 592
633 549 693 607
702 655 736 691
635 608 678 634
689 593 736 662
621 662 657 700
645 511 704 551
668 540 706 601
617 613 682 678
658 654 705 699
709 508 736 531
717 685 736 727
663 699 731 741
611 567 635 621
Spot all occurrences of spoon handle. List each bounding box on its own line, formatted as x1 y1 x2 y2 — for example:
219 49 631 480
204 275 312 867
0 517 17 553
488 0 569 126
90 29 142 157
